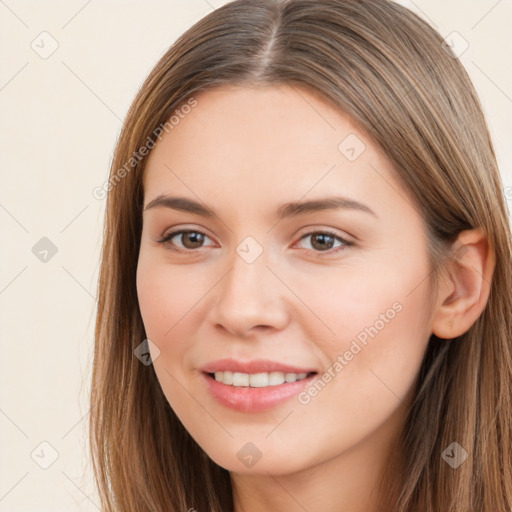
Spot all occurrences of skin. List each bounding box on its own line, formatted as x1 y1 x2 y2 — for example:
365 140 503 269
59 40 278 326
136 84 494 512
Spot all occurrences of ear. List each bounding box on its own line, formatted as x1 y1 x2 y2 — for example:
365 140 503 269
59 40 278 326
431 227 495 339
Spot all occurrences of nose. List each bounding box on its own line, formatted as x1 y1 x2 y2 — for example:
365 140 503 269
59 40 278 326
208 245 289 338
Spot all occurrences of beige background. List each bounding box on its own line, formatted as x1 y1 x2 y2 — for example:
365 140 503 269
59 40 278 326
0 0 511 510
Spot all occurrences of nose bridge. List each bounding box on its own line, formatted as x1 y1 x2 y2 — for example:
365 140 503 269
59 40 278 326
223 238 272 307
210 236 288 334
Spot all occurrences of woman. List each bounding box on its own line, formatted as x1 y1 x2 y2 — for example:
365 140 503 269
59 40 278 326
90 0 512 510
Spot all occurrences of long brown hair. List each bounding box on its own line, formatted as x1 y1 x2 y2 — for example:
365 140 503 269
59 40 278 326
89 1 512 510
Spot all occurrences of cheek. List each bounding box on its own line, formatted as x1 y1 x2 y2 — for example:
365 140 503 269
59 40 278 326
136 254 202 339
289 285 429 472
290 250 431 401
136 257 201 405
286 251 429 345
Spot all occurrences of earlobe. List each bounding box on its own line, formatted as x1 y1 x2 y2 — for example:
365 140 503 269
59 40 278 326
431 227 495 340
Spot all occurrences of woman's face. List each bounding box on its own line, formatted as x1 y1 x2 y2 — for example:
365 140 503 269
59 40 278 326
136 84 435 475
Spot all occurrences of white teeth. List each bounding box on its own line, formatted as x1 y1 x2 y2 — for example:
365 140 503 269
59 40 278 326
249 372 268 387
212 371 309 387
268 371 286 386
232 372 249 386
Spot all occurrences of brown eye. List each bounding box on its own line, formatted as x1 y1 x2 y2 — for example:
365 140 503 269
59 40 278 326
179 231 206 249
157 230 214 252
296 231 354 255
309 233 336 251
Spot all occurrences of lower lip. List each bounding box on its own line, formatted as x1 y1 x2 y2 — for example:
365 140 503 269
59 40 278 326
201 372 317 413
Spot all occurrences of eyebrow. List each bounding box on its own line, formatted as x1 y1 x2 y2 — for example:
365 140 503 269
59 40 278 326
143 194 378 219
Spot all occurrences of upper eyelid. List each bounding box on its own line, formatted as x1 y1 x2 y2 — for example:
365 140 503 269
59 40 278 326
158 225 214 241
158 227 350 240
295 231 353 251
295 227 353 242
159 229 216 245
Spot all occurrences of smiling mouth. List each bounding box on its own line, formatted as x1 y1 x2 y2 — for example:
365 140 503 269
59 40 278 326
206 371 317 388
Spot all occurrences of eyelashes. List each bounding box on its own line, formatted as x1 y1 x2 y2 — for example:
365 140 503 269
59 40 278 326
155 229 354 256
297 230 353 253
157 230 215 252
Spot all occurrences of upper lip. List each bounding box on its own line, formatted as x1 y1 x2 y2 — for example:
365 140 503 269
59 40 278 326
200 358 317 375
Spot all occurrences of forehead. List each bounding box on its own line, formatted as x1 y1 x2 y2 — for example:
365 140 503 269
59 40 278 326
145 84 362 174
142 84 411 218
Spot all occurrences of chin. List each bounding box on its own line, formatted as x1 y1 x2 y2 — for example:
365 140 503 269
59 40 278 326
201 442 312 476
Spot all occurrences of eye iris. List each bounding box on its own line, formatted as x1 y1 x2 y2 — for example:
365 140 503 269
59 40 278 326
311 233 335 251
182 231 204 249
